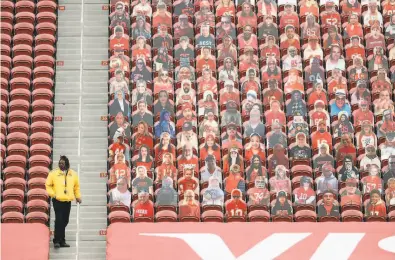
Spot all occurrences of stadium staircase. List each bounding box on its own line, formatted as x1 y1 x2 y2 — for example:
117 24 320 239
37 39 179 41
49 0 108 259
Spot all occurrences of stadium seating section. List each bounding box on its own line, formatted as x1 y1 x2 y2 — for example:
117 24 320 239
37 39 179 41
1 0 56 225
3 0 395 229
105 0 395 223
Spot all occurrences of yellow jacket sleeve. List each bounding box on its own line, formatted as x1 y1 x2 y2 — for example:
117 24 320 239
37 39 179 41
74 174 81 199
45 172 55 198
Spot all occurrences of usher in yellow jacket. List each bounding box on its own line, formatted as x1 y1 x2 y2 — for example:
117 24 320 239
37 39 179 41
45 168 81 202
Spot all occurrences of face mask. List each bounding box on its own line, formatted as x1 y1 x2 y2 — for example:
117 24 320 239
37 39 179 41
59 164 66 171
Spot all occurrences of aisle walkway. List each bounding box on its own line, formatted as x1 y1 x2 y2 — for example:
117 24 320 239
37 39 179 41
50 0 108 259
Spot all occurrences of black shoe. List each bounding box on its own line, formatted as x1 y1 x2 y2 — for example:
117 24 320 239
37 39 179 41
54 243 60 249
59 242 70 248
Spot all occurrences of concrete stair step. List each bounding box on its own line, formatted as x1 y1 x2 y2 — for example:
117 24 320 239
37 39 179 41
57 38 81 49
81 97 108 105
83 82 108 90
82 70 108 80
54 128 80 138
53 1 109 258
57 49 81 55
56 71 81 82
80 164 107 173
80 130 108 138
83 26 108 37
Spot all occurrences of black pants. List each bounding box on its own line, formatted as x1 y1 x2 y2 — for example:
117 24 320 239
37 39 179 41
52 198 71 244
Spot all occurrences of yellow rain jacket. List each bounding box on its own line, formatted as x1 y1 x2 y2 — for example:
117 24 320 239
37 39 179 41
45 168 81 202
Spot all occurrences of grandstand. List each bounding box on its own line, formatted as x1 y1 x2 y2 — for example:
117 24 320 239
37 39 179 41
1 0 395 259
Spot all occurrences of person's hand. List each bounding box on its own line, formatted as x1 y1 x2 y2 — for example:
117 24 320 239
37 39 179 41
76 198 82 204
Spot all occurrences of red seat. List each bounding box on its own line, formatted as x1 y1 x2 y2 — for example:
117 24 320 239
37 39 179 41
4 177 26 191
28 177 46 190
1 66 10 79
29 155 51 168
108 211 131 224
5 155 27 168
1 11 14 25
0 1 15 13
36 12 56 24
32 77 53 90
133 216 154 222
1 110 6 123
15 1 35 13
15 12 35 24
0 122 5 136
272 215 294 222
34 55 55 68
32 99 53 112
108 204 130 213
1 23 13 36
30 132 52 145
2 211 24 223
30 121 52 134
291 165 313 178
341 210 363 222
0 142 4 155
8 121 29 135
26 212 48 224
1 78 8 90
12 44 33 57
27 188 48 202
318 215 340 222
0 101 7 114
1 33 11 47
1 55 11 68
202 210 224 222
3 166 25 180
11 66 32 79
3 188 24 202
0 88 8 101
8 110 29 123
155 210 178 222
13 33 34 46
389 211 395 222
0 133 5 144
34 44 55 57
35 33 56 46
1 200 23 213
10 88 31 102
36 22 56 35
31 110 52 123
26 199 49 213
248 210 270 222
14 22 35 35
33 66 54 79
0 102 8 117
7 143 29 157
1 44 11 56
365 216 387 222
29 166 49 179
10 77 31 90
37 1 57 13
6 132 28 145
30 143 52 157
32 88 53 101
295 210 317 222
12 55 33 68
9 99 30 112
179 215 200 222
227 215 246 222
